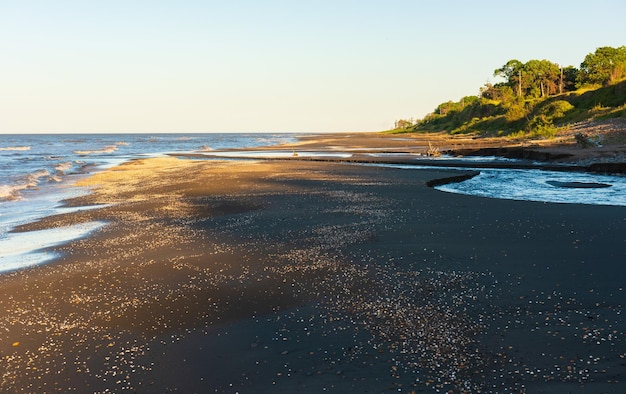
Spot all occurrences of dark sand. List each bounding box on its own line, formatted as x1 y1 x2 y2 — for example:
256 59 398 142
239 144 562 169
1 134 625 393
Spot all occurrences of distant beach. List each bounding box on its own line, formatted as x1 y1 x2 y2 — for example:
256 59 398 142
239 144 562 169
0 133 624 392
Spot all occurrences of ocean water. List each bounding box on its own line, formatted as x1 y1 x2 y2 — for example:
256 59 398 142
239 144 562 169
0 133 298 272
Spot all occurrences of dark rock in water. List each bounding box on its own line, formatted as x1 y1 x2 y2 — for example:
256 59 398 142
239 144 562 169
426 171 480 187
546 180 612 189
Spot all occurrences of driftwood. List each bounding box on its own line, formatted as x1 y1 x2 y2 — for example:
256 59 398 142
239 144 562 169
427 142 441 157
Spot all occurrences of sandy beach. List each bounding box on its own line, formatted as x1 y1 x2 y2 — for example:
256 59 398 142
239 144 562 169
1 133 625 393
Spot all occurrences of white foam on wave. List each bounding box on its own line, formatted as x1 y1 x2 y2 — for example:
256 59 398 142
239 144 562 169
54 162 73 173
73 141 132 156
0 184 21 201
0 169 52 201
0 146 31 151
0 221 106 272
74 145 119 155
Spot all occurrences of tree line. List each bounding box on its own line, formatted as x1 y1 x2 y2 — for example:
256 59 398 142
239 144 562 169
482 46 626 101
390 45 626 136
391 46 626 133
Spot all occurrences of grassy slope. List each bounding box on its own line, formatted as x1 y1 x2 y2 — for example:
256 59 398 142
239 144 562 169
392 80 626 138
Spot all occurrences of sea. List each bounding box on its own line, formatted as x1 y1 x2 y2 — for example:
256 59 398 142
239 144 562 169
0 133 298 272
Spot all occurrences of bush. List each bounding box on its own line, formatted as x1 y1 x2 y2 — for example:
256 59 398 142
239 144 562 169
540 100 574 120
504 103 527 121
527 115 558 138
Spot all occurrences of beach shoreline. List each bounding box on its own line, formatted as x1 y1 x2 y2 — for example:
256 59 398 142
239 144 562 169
187 127 626 174
0 133 625 392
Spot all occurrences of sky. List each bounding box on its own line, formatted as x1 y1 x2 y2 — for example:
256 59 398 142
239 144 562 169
1 1 625 134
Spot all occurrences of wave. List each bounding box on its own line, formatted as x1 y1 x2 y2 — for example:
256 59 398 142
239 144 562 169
0 184 22 201
73 141 130 155
74 145 119 155
0 170 51 201
0 146 31 151
26 169 50 185
0 183 31 201
54 162 73 173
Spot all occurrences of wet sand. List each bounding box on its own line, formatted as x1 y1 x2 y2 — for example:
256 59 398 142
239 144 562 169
1 135 625 393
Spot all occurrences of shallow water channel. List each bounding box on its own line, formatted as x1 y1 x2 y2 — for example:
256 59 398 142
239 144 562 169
434 167 626 206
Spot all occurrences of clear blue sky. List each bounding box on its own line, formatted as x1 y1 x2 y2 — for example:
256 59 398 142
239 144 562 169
1 0 624 133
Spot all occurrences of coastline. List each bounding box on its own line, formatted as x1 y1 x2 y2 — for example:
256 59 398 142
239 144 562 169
0 133 625 392
185 129 626 174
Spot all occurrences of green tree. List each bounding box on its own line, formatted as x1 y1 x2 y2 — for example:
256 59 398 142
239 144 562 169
523 59 561 98
577 46 626 87
494 59 524 97
480 83 516 103
562 66 578 92
394 119 414 129
496 59 565 98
